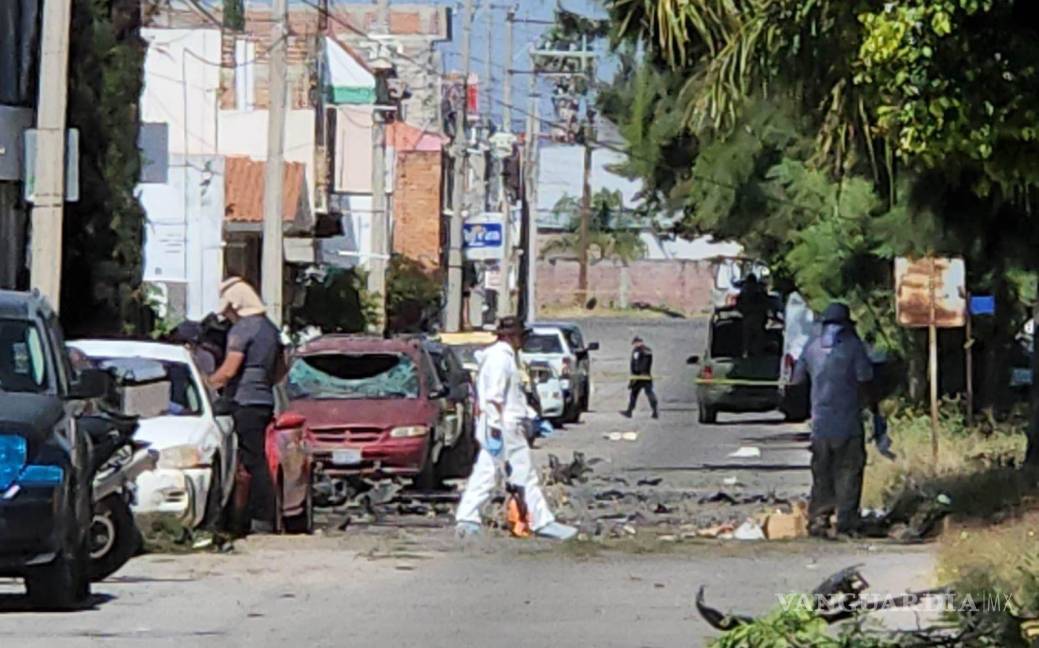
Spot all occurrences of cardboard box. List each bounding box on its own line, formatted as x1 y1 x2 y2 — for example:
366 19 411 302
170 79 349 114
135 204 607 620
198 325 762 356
764 502 809 540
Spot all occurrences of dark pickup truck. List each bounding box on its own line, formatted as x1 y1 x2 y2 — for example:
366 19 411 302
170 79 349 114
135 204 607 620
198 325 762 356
0 290 108 608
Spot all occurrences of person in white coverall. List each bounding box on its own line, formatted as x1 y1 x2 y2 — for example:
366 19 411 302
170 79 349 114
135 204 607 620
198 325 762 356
455 317 578 541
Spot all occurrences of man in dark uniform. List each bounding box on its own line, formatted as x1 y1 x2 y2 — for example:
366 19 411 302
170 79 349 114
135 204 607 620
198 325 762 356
621 336 659 419
790 303 884 537
736 274 770 357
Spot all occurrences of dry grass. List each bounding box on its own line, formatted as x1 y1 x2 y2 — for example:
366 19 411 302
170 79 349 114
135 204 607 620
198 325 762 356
861 407 1029 513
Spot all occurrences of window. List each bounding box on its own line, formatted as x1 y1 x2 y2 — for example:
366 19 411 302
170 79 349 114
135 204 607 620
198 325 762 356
234 38 256 111
89 357 203 417
523 333 564 354
287 353 420 400
0 320 49 393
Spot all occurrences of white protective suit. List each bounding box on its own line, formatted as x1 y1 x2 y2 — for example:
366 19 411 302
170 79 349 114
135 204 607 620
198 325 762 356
455 340 556 531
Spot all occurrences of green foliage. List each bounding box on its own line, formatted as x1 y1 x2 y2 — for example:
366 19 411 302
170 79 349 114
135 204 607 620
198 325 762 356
541 190 647 265
223 0 245 31
62 0 149 336
385 255 443 333
710 599 899 647
289 268 373 335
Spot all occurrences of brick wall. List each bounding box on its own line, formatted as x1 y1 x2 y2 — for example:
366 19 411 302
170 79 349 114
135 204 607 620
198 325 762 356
393 151 442 268
536 259 716 315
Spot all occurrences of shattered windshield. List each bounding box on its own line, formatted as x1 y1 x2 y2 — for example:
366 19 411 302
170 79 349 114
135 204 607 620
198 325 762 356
287 353 420 400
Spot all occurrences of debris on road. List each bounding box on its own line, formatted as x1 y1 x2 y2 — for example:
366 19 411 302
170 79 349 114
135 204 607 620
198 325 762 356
762 502 809 540
732 519 765 541
728 446 762 459
546 452 594 485
637 477 663 487
722 476 742 487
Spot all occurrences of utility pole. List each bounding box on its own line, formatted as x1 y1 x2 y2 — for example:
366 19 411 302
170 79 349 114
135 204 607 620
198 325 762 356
446 0 473 332
503 6 514 132
523 61 541 323
261 0 288 326
484 0 493 126
496 8 515 317
368 0 391 330
577 118 593 306
29 0 73 311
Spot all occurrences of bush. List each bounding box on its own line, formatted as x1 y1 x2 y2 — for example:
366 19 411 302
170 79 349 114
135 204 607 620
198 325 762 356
386 255 442 334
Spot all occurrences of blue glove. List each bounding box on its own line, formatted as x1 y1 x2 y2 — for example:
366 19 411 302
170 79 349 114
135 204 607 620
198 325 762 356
486 428 504 457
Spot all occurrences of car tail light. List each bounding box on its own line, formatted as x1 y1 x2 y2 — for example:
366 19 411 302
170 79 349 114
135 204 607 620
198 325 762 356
726 294 738 307
700 366 714 381
784 354 795 373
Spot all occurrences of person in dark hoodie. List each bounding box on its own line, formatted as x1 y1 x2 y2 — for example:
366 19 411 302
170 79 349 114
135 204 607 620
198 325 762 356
790 303 888 537
622 336 659 419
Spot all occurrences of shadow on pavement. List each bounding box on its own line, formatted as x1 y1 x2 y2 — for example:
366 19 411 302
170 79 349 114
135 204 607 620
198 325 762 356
0 592 116 614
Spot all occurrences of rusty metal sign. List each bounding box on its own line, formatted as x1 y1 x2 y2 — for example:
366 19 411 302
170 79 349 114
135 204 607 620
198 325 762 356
895 257 966 328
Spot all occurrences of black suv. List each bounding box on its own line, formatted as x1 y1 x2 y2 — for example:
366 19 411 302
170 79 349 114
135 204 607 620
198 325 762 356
0 290 107 608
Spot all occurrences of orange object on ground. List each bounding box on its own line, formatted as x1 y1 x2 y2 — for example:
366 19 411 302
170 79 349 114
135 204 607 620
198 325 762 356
506 493 532 538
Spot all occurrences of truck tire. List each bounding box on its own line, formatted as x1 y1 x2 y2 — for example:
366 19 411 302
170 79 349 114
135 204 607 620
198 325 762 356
27 503 91 609
283 475 314 535
697 401 717 424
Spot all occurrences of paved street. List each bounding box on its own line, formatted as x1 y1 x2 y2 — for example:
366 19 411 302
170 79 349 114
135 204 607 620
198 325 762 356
0 319 935 647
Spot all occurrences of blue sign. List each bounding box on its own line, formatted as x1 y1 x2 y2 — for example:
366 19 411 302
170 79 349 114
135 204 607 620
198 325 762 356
463 221 504 260
463 222 503 248
969 295 995 316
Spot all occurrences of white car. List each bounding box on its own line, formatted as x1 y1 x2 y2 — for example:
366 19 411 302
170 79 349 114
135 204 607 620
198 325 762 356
70 340 237 529
520 323 598 423
526 361 565 420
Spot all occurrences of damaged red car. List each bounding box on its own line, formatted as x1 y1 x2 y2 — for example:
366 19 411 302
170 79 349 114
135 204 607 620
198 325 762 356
265 384 315 533
285 336 466 504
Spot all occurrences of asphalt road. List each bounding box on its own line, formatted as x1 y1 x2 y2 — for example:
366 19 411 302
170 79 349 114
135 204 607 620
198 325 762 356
0 318 935 647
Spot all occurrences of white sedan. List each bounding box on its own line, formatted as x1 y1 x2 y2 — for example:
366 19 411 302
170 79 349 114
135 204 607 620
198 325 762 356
70 340 237 529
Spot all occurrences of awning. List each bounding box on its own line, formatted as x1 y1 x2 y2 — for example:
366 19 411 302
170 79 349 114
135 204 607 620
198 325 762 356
324 36 375 105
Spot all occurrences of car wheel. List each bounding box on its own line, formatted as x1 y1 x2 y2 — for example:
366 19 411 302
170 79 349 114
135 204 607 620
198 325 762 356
88 494 139 582
697 401 717 424
283 474 314 535
562 399 581 424
412 440 440 492
27 498 91 610
202 464 225 531
273 470 285 535
435 426 476 481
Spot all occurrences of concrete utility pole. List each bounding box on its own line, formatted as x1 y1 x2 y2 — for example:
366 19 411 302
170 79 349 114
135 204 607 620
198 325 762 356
368 0 391 330
261 0 288 326
30 0 73 311
445 0 473 332
524 61 541 323
577 119 593 306
503 6 514 133
484 0 493 125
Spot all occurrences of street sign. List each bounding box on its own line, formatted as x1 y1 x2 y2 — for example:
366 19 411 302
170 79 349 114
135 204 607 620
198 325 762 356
895 257 966 328
969 295 996 316
463 217 504 261
23 128 79 202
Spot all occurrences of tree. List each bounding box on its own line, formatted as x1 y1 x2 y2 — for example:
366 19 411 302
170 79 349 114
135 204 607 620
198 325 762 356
62 0 150 336
606 0 1039 460
540 190 647 265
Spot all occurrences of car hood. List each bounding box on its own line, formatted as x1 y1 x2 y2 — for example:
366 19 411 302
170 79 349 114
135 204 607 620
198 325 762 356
287 397 437 429
0 392 65 447
134 415 215 451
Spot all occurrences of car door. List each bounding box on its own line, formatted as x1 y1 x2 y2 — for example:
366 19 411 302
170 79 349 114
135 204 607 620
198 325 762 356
196 361 236 503
419 347 454 449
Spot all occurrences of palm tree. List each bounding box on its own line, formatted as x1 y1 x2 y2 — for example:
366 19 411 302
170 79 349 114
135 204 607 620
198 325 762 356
540 190 647 265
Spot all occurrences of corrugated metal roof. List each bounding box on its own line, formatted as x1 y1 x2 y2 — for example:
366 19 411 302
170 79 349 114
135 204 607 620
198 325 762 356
224 156 305 223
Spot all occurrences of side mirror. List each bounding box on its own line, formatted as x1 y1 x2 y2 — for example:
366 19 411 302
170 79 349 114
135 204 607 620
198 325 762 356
687 355 701 365
586 342 600 352
69 368 110 400
212 398 235 417
274 411 306 430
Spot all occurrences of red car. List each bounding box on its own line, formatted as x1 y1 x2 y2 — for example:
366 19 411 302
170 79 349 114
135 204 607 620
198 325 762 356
284 335 460 500
265 384 315 533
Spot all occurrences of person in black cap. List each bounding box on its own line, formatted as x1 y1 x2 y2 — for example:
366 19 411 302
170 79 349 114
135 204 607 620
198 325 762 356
790 302 887 538
622 336 658 419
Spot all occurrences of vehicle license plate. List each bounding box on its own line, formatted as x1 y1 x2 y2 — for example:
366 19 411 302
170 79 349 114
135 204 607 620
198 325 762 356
331 448 362 466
